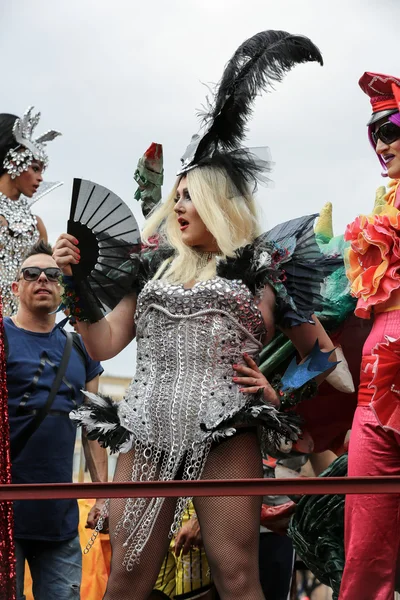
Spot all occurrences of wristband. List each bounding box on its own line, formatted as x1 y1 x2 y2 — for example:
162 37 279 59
61 275 104 324
271 375 318 411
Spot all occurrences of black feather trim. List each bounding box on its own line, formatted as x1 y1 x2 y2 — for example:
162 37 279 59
130 245 175 294
71 394 132 454
195 148 272 197
217 238 285 295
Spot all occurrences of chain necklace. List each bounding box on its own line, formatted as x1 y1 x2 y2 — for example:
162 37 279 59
195 251 221 276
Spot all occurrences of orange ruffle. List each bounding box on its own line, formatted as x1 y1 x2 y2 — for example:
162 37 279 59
345 204 400 318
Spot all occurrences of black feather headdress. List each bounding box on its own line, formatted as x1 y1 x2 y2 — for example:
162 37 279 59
178 30 323 194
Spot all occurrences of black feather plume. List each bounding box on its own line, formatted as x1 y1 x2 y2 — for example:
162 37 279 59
194 30 323 162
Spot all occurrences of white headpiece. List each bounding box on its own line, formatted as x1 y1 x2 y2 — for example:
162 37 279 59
3 106 61 178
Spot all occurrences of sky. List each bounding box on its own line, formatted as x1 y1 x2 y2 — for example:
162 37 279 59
1 0 399 377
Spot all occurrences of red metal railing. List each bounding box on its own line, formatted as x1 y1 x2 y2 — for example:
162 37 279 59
1 476 400 500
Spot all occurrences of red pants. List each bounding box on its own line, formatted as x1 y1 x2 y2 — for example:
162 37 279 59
340 406 400 599
340 312 400 599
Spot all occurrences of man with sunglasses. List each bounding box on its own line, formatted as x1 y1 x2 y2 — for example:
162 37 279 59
5 240 106 600
339 73 400 599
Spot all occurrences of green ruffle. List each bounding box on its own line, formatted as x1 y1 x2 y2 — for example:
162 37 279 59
288 454 347 599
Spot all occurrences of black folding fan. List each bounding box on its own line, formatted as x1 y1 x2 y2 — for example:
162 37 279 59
67 178 141 320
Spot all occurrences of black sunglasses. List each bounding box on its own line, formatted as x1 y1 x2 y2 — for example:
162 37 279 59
371 121 400 146
20 267 61 282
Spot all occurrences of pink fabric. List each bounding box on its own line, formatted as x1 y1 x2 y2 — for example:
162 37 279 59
362 311 400 356
369 337 400 434
341 312 400 598
357 313 400 433
340 407 400 599
357 356 376 406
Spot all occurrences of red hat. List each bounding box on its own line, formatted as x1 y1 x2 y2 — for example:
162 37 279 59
359 72 400 125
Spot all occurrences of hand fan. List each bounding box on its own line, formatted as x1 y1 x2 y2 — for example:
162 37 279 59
67 178 141 320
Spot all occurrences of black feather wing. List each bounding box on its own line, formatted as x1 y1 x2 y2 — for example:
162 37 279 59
217 215 342 328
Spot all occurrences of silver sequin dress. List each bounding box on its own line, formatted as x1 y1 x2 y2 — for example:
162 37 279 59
0 194 39 315
79 275 299 568
73 214 338 568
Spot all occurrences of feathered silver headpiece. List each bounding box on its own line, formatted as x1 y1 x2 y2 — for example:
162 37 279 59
3 106 61 178
178 30 323 196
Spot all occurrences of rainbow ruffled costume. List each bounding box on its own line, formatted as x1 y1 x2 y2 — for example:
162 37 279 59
344 180 400 437
346 180 400 319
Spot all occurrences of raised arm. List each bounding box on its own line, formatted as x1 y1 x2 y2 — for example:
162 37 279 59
75 294 137 361
53 233 136 361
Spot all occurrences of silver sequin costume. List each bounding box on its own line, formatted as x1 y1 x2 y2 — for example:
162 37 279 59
0 193 39 315
73 214 336 568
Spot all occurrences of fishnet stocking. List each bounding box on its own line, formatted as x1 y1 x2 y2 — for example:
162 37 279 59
104 432 264 600
103 449 177 600
194 431 265 600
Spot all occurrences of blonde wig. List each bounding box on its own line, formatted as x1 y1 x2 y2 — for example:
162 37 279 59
142 166 260 284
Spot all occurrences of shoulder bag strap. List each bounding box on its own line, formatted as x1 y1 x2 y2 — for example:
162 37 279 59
11 331 74 461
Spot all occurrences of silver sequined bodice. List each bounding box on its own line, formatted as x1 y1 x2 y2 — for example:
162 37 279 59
0 194 39 315
119 277 265 447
